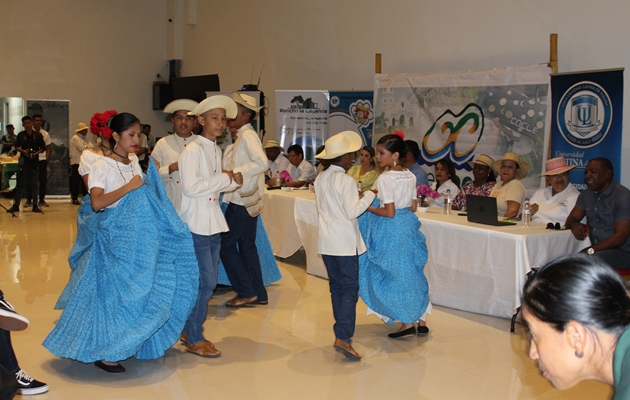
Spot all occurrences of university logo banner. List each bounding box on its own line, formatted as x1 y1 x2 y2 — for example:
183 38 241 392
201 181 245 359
328 91 374 146
551 69 624 188
373 64 552 196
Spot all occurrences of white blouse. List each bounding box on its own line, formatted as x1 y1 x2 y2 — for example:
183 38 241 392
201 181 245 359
428 179 460 208
375 170 416 209
88 156 142 208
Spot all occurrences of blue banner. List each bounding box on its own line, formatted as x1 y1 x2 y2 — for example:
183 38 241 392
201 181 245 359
328 91 374 146
551 69 624 189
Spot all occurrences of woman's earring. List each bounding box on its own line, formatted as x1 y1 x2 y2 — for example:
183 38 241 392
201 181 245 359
575 350 584 358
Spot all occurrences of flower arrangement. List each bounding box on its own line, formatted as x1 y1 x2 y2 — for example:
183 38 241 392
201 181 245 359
89 110 118 139
417 184 440 207
279 170 292 184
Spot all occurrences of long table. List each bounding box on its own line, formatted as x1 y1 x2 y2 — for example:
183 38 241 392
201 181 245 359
261 188 586 318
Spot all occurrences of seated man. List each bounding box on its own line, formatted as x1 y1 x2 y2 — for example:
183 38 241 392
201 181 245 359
401 140 428 186
263 139 290 183
565 157 630 269
284 144 316 188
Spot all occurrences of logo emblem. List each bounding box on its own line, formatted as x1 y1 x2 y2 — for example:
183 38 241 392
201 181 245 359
557 81 612 148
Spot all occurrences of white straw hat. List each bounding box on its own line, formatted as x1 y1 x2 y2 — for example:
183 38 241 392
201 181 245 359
189 95 237 118
315 131 362 160
163 99 199 114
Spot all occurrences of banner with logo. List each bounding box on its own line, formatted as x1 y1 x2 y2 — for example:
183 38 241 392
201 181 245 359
551 69 624 188
27 100 69 196
373 64 552 196
275 90 329 163
328 91 374 146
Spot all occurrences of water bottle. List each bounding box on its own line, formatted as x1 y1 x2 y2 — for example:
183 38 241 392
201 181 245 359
522 198 531 227
357 180 363 194
275 170 280 187
443 189 451 215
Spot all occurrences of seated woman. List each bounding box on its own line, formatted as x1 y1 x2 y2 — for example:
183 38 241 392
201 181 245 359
522 253 630 398
489 152 528 218
347 145 379 190
530 157 579 225
427 158 460 208
452 154 496 211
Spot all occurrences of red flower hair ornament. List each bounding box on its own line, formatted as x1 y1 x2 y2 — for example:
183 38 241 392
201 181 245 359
394 131 405 140
89 110 118 139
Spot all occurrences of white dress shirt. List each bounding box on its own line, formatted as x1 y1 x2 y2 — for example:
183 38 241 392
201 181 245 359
179 135 239 236
315 165 375 256
222 123 268 207
36 129 51 161
151 133 197 211
70 133 92 166
530 183 580 224
428 179 460 208
268 153 290 175
289 158 317 182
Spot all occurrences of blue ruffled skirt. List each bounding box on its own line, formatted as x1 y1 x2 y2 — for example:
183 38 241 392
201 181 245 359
358 200 430 324
43 162 199 362
217 201 281 286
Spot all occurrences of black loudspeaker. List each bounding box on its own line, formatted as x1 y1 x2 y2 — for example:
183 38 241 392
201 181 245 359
153 83 173 110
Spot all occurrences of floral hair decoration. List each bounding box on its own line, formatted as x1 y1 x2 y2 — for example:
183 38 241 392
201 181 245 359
89 110 118 139
394 131 405 140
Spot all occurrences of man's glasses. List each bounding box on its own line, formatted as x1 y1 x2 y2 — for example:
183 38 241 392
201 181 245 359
546 222 562 230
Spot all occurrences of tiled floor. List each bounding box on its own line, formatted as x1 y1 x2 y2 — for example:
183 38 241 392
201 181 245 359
0 200 614 399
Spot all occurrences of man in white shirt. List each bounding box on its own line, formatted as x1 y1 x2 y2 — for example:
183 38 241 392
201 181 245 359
314 130 375 361
135 125 149 171
221 92 269 307
30 114 51 207
69 122 93 205
285 144 316 188
179 95 242 358
151 99 198 211
263 139 290 183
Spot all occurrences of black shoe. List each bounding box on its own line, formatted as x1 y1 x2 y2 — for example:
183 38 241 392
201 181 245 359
0 295 29 331
6 205 19 213
32 206 42 213
72 199 81 205
417 325 430 336
95 361 126 373
15 369 49 395
388 326 417 339
39 200 49 207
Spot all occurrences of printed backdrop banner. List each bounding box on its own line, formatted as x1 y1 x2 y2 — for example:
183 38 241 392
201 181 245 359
275 90 329 163
551 69 624 189
27 100 69 196
373 64 552 197
328 91 374 146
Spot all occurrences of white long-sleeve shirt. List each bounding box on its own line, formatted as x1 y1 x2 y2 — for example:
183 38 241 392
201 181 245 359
289 159 317 182
151 133 197 211
70 133 92 166
315 165 375 256
179 135 239 236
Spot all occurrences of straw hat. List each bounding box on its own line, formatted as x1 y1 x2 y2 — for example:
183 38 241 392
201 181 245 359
468 154 494 169
264 139 284 151
541 156 575 176
316 131 362 160
189 95 237 118
75 122 89 133
232 92 263 112
492 152 530 179
163 99 198 114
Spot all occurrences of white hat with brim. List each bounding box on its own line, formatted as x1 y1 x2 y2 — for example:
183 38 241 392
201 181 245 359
542 156 576 176
75 122 89 133
264 139 284 151
492 152 530 179
189 95 237 118
163 99 199 114
316 131 362 160
232 92 263 112
468 154 495 169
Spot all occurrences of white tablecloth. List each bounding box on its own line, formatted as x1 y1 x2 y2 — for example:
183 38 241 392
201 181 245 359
262 190 587 318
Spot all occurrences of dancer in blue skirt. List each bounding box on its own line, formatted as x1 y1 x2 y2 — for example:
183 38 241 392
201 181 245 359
358 133 431 339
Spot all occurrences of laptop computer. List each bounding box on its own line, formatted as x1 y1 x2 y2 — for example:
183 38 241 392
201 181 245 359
466 195 517 226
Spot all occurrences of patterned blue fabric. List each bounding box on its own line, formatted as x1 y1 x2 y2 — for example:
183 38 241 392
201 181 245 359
217 201 282 286
43 162 199 362
358 199 430 324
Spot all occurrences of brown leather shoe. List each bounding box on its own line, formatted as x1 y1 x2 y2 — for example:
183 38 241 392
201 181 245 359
333 339 361 360
185 340 221 358
225 295 258 307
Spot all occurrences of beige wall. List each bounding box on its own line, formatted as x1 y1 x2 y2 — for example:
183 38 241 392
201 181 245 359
179 0 630 185
0 0 169 138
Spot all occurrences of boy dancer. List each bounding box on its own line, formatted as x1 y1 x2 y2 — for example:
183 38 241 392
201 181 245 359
179 96 242 357
314 131 375 360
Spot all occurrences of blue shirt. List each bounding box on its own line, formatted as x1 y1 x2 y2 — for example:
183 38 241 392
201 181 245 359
409 163 428 186
576 181 630 252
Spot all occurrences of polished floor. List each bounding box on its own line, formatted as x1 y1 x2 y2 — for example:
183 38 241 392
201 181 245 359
0 200 614 399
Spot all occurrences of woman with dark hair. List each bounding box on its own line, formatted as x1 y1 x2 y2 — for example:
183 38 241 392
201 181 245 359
44 111 198 373
452 154 496 211
522 254 630 398
358 134 431 338
427 158 460 208
347 145 379 190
